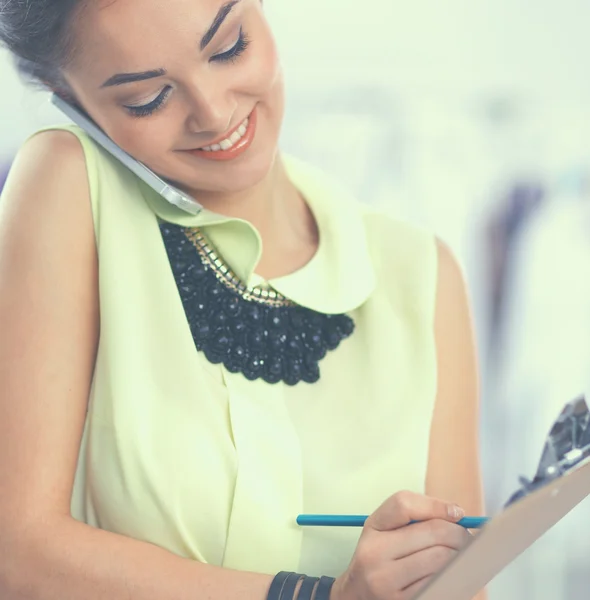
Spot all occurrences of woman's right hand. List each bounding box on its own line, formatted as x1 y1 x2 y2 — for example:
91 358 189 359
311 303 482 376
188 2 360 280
332 491 472 600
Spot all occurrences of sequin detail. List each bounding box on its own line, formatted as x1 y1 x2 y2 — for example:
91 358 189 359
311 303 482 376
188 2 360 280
160 223 355 385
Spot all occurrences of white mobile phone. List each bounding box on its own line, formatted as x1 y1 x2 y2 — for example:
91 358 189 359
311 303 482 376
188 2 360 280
50 93 203 215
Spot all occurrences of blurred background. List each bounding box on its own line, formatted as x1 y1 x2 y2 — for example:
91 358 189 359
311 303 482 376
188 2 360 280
2 0 590 597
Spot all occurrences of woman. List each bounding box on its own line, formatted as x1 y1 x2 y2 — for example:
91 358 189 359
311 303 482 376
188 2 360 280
0 0 484 599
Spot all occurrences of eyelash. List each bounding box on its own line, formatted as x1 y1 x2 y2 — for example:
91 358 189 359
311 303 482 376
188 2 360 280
125 28 251 118
125 86 172 118
211 27 251 64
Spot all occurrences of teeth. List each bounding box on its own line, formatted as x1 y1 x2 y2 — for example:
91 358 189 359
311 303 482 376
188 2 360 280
198 116 250 152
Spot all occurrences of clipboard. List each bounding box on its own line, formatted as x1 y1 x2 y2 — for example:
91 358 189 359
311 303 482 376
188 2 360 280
417 395 590 600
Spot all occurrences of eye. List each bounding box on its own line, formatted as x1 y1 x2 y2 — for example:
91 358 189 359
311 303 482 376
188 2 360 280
124 86 172 118
211 28 250 64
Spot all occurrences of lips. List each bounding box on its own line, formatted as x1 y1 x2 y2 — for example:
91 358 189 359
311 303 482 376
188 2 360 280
183 107 258 162
199 115 250 152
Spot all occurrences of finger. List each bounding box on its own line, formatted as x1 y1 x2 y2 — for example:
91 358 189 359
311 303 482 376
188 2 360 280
386 519 471 559
366 490 465 532
395 545 459 590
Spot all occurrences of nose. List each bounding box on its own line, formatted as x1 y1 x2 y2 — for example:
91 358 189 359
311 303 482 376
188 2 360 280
184 79 236 136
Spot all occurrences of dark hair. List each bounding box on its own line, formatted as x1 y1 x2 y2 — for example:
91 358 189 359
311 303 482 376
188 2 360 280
0 0 87 91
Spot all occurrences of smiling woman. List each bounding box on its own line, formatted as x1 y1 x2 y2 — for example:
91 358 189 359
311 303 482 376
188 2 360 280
0 1 484 600
57 0 285 197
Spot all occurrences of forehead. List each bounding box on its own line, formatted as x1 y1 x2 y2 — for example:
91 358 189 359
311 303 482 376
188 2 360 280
71 0 231 71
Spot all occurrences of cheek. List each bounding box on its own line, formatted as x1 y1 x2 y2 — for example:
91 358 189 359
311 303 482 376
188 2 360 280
112 118 179 166
264 48 283 101
238 31 282 100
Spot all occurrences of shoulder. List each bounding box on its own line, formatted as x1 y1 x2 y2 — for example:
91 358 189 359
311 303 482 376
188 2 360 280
1 128 92 225
360 208 472 329
362 207 437 269
362 207 466 286
0 126 99 350
0 126 99 373
7 125 154 231
6 124 130 204
361 207 439 314
0 127 97 275
9 128 89 185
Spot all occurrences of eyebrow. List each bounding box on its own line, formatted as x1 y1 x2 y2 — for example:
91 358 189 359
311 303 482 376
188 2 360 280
101 69 167 88
200 0 241 51
100 0 242 88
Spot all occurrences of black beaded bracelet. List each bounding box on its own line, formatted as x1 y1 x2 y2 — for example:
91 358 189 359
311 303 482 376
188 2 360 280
296 576 319 600
267 572 335 600
267 571 293 600
314 576 336 600
281 573 305 600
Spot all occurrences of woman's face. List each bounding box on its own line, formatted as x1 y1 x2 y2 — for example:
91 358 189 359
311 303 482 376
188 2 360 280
64 0 284 195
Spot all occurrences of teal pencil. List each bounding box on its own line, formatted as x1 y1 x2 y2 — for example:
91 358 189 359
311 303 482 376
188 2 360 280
296 514 488 528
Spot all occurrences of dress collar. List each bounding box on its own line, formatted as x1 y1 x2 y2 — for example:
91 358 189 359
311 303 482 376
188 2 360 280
142 154 375 314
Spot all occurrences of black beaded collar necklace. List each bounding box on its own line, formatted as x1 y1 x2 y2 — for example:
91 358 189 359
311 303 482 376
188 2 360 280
160 223 355 385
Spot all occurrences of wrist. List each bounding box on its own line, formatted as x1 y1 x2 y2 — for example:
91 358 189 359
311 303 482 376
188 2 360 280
266 572 336 600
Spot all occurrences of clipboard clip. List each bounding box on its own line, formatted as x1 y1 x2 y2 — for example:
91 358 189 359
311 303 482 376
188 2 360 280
505 395 590 507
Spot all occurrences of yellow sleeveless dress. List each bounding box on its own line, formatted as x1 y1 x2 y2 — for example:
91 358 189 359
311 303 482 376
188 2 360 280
44 125 438 578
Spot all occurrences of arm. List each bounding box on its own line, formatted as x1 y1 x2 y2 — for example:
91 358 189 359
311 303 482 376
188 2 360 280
425 238 487 600
0 131 272 600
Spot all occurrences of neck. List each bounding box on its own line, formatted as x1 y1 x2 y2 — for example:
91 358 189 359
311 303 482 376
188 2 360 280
189 155 319 279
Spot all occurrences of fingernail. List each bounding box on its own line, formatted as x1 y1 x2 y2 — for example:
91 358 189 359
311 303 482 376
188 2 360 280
448 504 465 520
